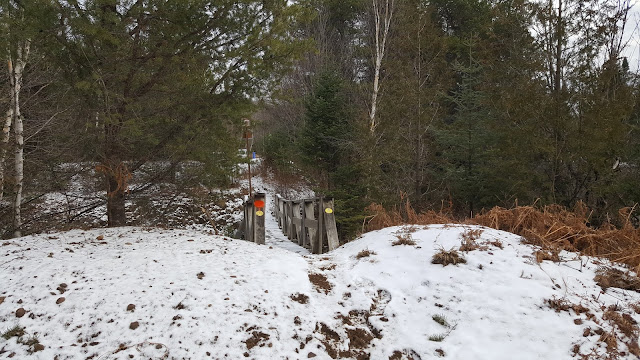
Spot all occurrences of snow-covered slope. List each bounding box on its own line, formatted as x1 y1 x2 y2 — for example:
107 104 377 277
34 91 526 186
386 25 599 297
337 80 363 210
1 225 639 359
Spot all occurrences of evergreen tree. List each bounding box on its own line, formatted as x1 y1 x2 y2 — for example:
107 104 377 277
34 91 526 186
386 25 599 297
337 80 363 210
436 40 494 216
44 0 303 226
300 69 365 240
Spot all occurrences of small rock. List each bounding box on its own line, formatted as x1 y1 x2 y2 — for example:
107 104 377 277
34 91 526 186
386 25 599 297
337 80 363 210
57 283 68 293
17 299 22 304
56 297 65 304
129 321 139 330
308 352 317 358
197 272 205 280
127 304 135 312
33 343 45 352
0 296 5 305
96 235 104 240
15 308 25 318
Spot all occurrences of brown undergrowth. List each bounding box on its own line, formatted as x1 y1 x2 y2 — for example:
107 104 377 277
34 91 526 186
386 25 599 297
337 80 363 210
365 201 640 271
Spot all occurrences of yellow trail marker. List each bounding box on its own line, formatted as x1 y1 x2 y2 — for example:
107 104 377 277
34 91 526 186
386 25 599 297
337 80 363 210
256 210 264 217
325 208 333 214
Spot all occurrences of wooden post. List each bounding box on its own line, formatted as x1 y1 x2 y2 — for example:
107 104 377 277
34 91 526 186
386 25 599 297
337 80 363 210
314 197 324 254
288 200 296 241
300 202 307 247
245 200 254 243
282 200 288 237
323 198 339 251
293 201 301 243
253 192 266 245
277 195 284 228
304 200 315 248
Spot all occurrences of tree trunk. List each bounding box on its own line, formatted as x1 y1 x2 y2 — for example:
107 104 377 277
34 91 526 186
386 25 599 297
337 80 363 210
106 172 127 226
369 0 395 134
103 122 128 227
9 41 30 237
0 106 13 203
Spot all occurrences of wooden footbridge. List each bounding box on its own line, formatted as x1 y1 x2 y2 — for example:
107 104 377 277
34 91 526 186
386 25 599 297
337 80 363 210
239 193 340 254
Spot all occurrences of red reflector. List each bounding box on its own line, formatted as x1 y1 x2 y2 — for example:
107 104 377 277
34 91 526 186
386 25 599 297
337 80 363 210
254 200 265 208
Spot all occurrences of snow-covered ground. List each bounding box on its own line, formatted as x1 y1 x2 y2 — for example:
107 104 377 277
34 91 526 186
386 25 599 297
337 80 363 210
2 222 640 359
2 161 640 359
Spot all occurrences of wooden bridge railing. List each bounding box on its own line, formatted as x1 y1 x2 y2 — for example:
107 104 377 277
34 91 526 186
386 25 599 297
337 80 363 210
239 192 266 244
275 194 339 254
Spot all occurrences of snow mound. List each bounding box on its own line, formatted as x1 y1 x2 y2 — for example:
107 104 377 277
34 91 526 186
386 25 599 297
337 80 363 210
1 225 640 359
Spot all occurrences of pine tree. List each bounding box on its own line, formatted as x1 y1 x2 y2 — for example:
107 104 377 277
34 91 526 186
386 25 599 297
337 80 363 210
45 0 303 226
435 39 493 216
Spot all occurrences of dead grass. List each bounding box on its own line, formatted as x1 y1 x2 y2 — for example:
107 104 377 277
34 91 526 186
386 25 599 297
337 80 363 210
356 249 377 259
546 297 590 315
365 200 640 271
535 250 560 263
432 248 466 266
459 237 479 252
392 234 416 246
594 268 640 292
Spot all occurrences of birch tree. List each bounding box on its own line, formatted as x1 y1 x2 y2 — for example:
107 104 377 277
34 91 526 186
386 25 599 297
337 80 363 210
369 0 394 134
8 40 29 237
0 101 11 203
0 0 34 237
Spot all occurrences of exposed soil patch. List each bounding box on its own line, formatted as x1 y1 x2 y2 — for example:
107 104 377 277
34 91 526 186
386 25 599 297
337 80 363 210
346 328 373 349
309 273 332 294
290 293 309 304
244 331 270 350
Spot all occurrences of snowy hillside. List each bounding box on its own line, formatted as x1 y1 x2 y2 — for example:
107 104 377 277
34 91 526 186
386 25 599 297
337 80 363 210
2 224 640 359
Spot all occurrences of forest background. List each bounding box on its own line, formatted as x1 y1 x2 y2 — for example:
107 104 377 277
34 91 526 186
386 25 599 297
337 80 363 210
0 0 639 242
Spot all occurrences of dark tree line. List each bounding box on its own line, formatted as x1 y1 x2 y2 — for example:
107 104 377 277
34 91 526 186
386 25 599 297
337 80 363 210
258 0 640 239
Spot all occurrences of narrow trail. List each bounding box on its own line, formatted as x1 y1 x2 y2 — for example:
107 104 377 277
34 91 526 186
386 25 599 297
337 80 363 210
262 192 311 255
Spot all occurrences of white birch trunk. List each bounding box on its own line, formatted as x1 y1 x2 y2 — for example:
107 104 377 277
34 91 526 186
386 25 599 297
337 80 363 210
10 40 30 237
0 107 13 203
369 0 395 134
